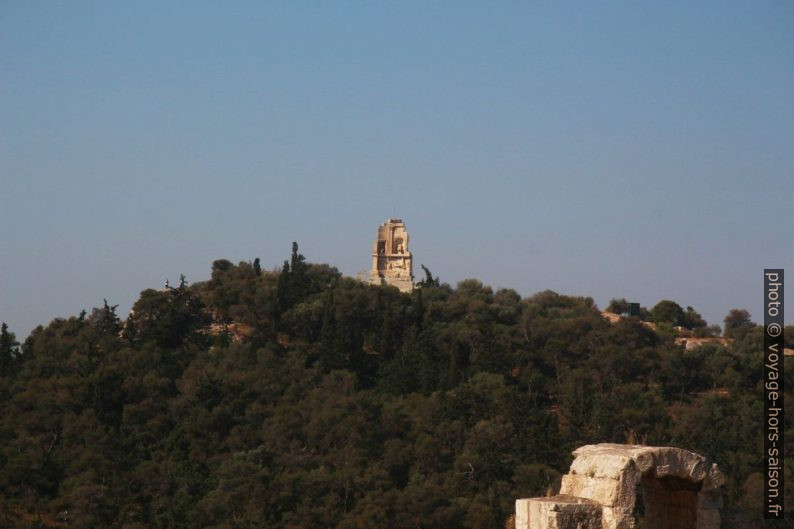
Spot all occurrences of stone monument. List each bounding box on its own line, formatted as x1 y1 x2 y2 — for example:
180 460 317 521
516 443 724 529
370 218 414 292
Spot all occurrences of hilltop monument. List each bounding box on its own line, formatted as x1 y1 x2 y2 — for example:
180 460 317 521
370 218 414 292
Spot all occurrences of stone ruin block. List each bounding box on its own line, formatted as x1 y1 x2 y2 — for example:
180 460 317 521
515 495 601 529
600 507 634 529
560 470 639 510
516 444 725 529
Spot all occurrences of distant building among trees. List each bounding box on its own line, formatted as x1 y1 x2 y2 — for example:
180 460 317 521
369 218 414 292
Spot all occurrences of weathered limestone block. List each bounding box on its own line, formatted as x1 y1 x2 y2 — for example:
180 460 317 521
630 448 655 473
600 507 634 529
517 495 601 529
569 445 638 480
516 444 725 529
560 473 637 509
701 464 725 491
515 498 531 529
651 447 706 481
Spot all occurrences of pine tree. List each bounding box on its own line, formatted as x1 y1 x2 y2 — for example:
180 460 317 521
0 322 19 375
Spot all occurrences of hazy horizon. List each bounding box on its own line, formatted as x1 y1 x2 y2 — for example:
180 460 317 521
2 1 793 339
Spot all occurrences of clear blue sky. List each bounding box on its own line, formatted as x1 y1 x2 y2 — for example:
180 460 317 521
2 1 792 338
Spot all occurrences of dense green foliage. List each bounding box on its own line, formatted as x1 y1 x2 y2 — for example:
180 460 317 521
1 247 791 528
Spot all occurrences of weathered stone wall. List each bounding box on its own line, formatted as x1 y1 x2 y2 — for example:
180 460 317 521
516 496 601 529
516 444 724 529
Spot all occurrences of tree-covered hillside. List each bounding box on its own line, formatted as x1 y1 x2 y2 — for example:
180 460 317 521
0 245 791 528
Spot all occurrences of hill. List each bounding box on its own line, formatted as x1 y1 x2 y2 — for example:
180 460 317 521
0 245 791 528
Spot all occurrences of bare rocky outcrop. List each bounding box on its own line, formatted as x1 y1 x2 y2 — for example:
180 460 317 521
516 443 724 529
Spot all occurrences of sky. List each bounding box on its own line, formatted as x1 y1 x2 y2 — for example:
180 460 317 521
1 1 793 339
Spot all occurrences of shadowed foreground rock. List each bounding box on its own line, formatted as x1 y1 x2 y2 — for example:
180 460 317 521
516 443 724 529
